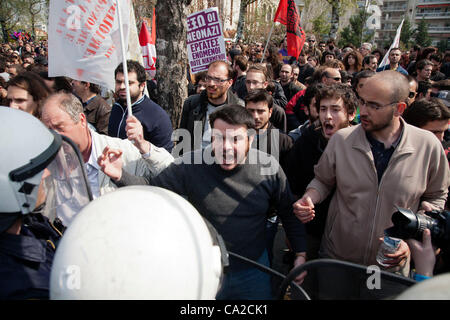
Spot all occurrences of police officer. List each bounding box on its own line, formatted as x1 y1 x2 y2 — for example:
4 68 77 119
0 108 92 299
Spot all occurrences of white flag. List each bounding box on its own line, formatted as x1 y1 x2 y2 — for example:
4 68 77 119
127 3 144 66
378 19 404 70
48 0 131 90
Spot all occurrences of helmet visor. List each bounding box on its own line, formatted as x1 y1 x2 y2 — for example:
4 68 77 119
37 136 92 227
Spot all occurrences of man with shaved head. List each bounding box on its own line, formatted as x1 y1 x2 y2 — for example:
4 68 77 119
292 71 449 297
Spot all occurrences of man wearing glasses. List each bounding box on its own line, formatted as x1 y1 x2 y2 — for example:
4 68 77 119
293 71 449 295
359 42 372 57
305 35 322 62
320 67 342 85
179 60 244 151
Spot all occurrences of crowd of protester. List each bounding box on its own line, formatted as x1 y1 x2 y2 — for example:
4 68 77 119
1 33 450 300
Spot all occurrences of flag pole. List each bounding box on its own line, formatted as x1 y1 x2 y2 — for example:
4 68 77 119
261 23 275 63
116 0 132 117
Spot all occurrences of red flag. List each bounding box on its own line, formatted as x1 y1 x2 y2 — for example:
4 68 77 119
273 0 305 60
139 9 157 79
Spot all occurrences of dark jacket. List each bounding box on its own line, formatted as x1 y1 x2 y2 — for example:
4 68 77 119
297 63 315 85
116 148 307 272
179 89 244 150
272 81 288 109
0 213 61 300
271 104 287 133
281 81 302 103
108 95 174 152
252 122 293 170
431 71 446 82
285 122 332 238
83 95 111 135
232 75 247 99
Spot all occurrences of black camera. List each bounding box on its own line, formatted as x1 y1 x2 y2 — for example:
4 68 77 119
385 206 450 249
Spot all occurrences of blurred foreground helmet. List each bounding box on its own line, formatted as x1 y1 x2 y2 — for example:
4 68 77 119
396 273 450 300
50 186 227 299
0 108 92 233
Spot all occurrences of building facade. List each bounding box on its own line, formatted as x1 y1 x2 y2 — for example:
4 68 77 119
376 0 449 48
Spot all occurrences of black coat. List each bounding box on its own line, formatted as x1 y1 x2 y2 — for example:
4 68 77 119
179 90 244 150
285 122 333 237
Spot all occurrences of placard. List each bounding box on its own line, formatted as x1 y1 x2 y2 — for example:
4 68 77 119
187 7 227 74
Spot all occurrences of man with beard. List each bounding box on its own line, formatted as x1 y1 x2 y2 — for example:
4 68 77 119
98 105 307 300
293 71 449 297
376 48 408 75
71 80 111 135
362 55 378 72
285 84 356 261
108 60 174 152
429 54 446 82
179 60 244 151
279 64 302 103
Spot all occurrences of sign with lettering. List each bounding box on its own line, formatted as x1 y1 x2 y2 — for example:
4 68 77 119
48 0 131 90
187 7 226 74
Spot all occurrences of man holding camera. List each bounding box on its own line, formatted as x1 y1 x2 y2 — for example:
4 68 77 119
293 71 449 277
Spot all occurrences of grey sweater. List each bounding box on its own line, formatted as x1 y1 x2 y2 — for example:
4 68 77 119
116 148 307 270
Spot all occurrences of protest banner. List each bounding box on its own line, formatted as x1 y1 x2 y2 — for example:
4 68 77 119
187 7 227 74
127 3 145 67
48 0 131 91
378 19 404 70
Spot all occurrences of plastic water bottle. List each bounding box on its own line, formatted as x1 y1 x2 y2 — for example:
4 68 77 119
376 235 401 267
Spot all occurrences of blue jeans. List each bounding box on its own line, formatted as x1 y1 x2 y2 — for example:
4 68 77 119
216 250 273 300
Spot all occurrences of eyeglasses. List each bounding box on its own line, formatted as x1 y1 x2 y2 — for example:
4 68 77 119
357 95 397 111
245 80 265 86
408 91 417 99
308 40 316 43
205 75 230 85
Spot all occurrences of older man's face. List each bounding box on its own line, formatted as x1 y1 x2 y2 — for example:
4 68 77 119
41 98 90 156
359 45 370 57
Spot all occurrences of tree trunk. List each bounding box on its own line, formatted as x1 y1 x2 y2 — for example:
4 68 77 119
0 19 8 44
329 0 340 40
235 0 248 42
31 14 35 39
155 0 192 129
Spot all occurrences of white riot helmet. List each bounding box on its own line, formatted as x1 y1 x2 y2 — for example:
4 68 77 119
0 108 92 233
50 186 228 300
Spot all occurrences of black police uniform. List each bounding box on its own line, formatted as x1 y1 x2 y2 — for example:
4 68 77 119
0 213 62 300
